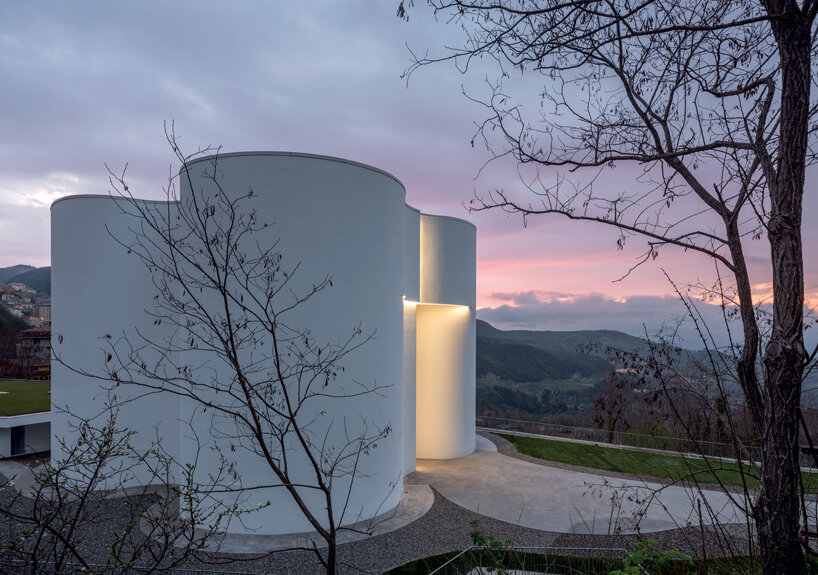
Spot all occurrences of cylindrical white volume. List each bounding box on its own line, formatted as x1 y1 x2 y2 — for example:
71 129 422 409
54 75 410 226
51 196 180 485
177 153 406 534
416 214 476 459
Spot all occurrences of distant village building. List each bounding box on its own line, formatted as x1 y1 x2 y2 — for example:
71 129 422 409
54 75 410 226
15 326 51 380
16 327 51 359
1 281 51 327
32 303 50 325
0 281 52 380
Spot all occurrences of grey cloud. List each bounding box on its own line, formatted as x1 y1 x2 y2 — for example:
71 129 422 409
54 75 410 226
478 293 742 349
479 293 818 351
0 1 490 265
488 290 542 305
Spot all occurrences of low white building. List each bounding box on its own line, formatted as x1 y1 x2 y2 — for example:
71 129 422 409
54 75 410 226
0 412 50 458
50 152 476 536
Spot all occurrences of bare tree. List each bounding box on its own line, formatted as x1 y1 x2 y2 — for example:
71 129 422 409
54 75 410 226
60 132 394 574
0 308 27 378
402 1 817 573
0 404 233 574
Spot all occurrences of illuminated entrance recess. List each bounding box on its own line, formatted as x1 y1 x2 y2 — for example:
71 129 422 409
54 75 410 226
410 212 476 463
51 152 476 536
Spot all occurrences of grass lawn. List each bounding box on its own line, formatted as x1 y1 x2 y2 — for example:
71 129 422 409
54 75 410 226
0 380 50 416
383 548 777 575
499 433 818 492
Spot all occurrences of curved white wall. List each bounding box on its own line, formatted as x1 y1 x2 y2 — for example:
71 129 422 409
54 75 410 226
420 215 476 306
51 196 180 485
416 215 477 459
177 153 407 534
51 151 478 536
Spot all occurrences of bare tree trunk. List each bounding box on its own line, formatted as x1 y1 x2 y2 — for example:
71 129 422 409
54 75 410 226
755 6 811 573
727 220 763 432
326 537 337 575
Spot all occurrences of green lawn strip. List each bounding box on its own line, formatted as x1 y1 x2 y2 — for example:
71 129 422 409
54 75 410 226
499 433 818 491
382 550 624 575
382 550 769 575
0 380 50 416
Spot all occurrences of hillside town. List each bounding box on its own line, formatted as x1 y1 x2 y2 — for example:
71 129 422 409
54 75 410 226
0 270 51 380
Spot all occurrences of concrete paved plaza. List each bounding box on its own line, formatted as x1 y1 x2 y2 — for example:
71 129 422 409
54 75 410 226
408 434 751 535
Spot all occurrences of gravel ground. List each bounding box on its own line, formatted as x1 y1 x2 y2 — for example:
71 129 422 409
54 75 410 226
0 433 755 574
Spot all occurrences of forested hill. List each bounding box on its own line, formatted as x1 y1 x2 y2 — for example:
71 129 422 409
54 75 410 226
476 319 640 418
477 319 650 357
0 266 51 295
0 265 35 284
8 267 51 295
477 337 608 382
476 319 650 383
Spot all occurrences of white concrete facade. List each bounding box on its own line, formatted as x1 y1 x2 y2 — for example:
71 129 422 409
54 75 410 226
50 152 476 535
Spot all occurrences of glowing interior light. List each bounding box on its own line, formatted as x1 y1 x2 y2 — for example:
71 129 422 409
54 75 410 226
402 297 470 309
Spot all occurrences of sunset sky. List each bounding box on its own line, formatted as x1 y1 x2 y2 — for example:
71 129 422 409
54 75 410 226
2 1 816 348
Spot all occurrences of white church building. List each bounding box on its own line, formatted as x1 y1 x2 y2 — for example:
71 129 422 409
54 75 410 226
50 152 476 536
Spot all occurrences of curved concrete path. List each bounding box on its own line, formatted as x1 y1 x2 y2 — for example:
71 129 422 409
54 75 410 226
201 483 435 553
0 459 41 497
408 436 751 535
0 435 758 549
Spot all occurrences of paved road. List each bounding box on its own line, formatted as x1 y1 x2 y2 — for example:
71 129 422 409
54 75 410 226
408 436 752 535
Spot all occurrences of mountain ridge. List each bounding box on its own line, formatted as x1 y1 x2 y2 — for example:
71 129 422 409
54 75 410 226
475 319 643 383
477 318 650 355
0 265 36 284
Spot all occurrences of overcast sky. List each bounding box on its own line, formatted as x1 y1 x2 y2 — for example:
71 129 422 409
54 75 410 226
1 1 815 348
